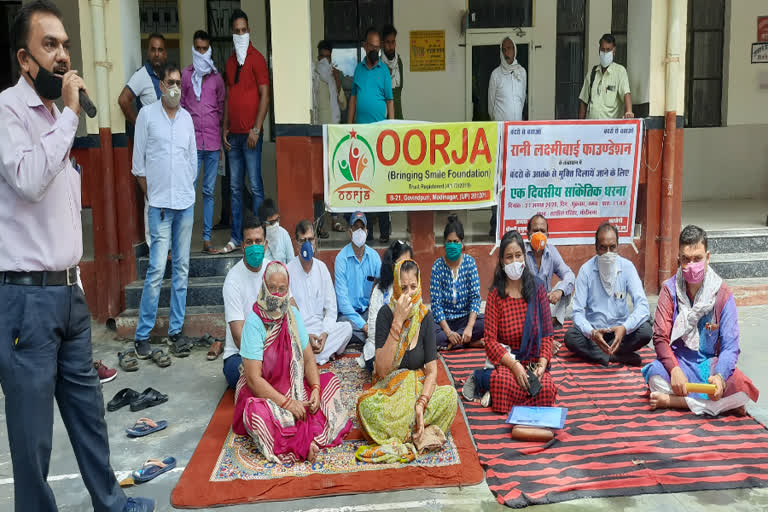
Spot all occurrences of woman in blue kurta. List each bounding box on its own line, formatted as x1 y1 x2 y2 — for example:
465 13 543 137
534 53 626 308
430 215 483 350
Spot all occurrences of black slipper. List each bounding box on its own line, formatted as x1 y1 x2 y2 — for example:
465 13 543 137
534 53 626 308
108 388 140 412
130 387 168 412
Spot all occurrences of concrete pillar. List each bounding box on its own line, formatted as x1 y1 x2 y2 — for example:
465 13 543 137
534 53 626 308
269 0 312 123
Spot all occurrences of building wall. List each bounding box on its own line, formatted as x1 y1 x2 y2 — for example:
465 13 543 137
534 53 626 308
682 0 768 201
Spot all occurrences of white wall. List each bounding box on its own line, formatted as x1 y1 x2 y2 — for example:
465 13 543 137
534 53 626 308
723 0 768 126
270 0 312 123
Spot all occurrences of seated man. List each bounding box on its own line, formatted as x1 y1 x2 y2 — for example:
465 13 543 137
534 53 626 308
525 214 575 326
643 225 759 415
222 216 271 388
288 220 353 365
258 198 295 264
335 211 382 346
565 222 651 366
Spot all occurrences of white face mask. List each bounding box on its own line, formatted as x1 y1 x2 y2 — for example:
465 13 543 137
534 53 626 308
597 251 618 295
351 228 367 248
599 50 614 68
504 261 525 281
233 32 250 65
267 222 279 233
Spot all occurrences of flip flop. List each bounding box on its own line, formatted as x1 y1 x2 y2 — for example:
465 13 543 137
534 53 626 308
218 241 241 254
207 340 223 361
201 244 219 255
151 348 171 368
130 387 168 412
132 456 177 483
126 417 168 437
118 351 138 372
192 333 214 349
108 388 140 412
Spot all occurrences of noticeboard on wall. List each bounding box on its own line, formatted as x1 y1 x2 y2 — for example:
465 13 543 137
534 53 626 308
409 30 446 72
752 42 768 64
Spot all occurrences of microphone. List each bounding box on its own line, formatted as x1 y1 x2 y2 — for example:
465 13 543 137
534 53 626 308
79 89 97 118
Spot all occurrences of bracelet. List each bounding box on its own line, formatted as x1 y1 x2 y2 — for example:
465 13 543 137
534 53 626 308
280 396 291 409
311 383 321 392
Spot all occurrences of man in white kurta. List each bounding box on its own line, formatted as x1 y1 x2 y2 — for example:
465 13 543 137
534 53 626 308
288 221 353 365
488 36 527 121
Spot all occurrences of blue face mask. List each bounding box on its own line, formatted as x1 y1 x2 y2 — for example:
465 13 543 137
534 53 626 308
244 243 265 268
300 240 314 261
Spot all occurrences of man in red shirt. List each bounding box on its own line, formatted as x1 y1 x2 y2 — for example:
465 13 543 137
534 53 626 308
220 8 270 254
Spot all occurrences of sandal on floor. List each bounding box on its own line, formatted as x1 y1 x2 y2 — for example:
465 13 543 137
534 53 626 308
218 241 241 254
126 417 168 438
169 340 192 358
207 340 224 361
201 244 219 255
130 387 168 412
118 351 139 372
108 388 140 412
192 333 214 349
132 456 177 483
151 349 171 368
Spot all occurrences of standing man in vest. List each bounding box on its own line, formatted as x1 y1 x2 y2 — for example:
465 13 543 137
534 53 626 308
0 2 153 510
220 8 271 255
578 33 633 120
119 33 167 248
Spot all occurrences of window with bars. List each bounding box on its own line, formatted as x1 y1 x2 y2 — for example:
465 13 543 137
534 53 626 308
467 0 533 29
611 0 628 67
206 0 240 74
555 0 586 119
685 0 725 127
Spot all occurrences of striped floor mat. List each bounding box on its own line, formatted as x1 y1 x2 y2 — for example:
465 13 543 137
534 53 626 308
441 325 768 508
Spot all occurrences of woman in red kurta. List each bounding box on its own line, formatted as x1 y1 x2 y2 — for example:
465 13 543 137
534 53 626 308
463 230 557 414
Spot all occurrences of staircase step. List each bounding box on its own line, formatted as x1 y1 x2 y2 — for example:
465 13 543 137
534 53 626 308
137 253 242 280
115 305 226 339
709 252 768 280
125 276 225 309
707 229 768 254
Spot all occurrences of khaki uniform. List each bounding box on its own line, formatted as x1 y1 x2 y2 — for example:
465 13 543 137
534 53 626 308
578 62 630 119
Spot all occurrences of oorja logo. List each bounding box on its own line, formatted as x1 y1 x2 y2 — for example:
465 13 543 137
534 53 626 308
331 130 374 203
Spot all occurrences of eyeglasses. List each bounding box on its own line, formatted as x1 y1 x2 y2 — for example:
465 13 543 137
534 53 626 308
266 216 280 226
165 80 181 87
298 236 315 244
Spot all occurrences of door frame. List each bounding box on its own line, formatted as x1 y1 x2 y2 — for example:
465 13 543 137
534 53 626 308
465 31 535 121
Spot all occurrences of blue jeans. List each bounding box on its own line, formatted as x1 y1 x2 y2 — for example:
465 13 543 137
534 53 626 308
228 132 264 246
196 149 220 242
136 205 194 340
0 284 126 511
223 354 242 389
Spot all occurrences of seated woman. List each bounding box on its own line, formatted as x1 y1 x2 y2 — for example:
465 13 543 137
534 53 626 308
356 259 458 462
430 215 484 350
359 240 413 371
462 230 557 413
234 261 353 463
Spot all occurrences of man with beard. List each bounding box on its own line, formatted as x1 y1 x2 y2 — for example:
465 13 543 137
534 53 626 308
381 24 403 120
0 1 154 510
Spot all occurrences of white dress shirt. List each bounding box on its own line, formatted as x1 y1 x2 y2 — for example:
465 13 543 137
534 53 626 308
488 65 527 121
287 257 338 335
131 100 197 210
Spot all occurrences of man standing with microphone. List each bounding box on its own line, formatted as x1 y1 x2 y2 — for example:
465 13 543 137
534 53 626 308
0 2 154 511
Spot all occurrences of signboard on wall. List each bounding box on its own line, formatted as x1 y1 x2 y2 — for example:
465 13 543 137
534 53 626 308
324 122 499 212
758 16 768 42
409 30 446 72
752 42 768 64
497 120 642 245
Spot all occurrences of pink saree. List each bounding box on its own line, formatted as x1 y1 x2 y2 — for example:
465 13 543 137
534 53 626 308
232 280 352 463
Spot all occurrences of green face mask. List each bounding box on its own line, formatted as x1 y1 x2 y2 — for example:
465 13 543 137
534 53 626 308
445 241 462 261
245 243 265 268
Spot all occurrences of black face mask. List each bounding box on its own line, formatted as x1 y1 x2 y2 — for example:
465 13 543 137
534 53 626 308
367 50 379 64
26 53 63 100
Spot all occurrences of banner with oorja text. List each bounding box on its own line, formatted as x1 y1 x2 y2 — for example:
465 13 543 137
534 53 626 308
498 119 642 245
324 122 499 211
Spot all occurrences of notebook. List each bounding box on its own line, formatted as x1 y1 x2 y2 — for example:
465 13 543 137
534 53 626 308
506 406 567 429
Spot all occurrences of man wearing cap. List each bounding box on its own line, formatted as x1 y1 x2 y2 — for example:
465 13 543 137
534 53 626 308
334 212 382 346
288 220 353 365
525 214 575 327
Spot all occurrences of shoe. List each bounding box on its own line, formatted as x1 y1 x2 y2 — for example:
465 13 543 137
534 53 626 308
461 373 477 402
123 497 155 512
610 351 643 367
379 235 390 244
480 391 491 407
134 339 152 360
168 332 191 358
94 360 117 383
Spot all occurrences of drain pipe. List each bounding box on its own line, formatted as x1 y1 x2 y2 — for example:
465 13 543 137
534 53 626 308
89 0 121 317
658 0 683 287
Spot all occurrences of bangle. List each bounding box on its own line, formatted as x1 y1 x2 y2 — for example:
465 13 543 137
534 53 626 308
311 383 321 392
280 396 291 409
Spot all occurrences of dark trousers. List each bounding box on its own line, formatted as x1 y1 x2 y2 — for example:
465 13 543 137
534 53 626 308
0 284 125 511
346 213 391 239
434 314 485 349
223 353 242 389
564 320 653 365
219 152 231 225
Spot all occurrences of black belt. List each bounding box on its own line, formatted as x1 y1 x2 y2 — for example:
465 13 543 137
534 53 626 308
1 267 78 286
